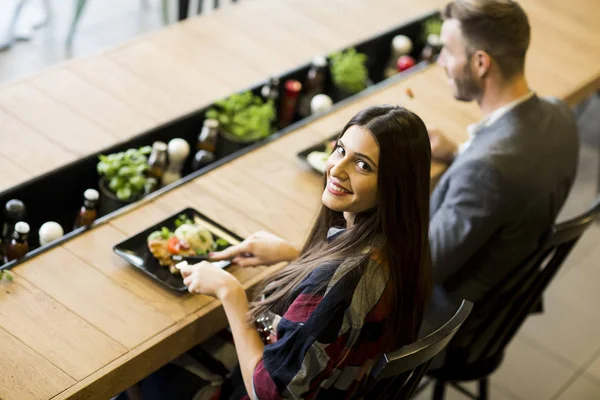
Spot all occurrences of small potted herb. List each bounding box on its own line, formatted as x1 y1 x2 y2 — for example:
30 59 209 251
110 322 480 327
206 91 276 155
97 146 156 214
329 48 370 101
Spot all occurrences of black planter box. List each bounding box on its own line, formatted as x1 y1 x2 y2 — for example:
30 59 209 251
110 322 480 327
0 10 441 270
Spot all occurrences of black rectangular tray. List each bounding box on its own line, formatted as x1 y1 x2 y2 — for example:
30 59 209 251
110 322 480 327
113 207 243 292
297 133 340 175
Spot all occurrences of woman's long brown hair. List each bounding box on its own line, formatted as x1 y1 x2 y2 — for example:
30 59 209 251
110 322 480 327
248 105 433 347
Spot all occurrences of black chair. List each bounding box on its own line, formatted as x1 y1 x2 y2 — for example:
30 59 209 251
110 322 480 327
353 300 473 400
179 0 240 20
426 195 600 400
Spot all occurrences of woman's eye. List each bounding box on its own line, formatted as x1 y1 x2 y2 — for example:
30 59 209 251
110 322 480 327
335 145 345 155
357 160 371 172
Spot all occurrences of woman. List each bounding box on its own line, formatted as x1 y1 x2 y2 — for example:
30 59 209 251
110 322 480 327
138 105 432 400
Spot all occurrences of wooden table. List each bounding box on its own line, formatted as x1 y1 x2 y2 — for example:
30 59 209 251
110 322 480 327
0 0 599 399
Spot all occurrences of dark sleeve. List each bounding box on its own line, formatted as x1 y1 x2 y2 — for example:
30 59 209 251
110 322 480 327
429 160 508 283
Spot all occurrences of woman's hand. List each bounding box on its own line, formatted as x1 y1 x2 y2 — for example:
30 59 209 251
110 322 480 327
209 231 300 267
179 261 242 299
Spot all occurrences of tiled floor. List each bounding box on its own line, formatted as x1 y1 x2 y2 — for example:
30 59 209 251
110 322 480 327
1 2 599 399
0 0 231 83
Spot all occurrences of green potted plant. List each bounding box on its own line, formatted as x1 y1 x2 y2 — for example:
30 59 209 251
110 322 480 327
96 146 156 214
329 48 370 100
206 91 276 155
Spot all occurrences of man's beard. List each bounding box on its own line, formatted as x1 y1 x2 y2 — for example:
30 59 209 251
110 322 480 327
452 64 482 102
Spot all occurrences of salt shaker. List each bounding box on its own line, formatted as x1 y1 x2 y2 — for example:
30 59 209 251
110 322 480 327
310 94 333 115
39 222 64 246
162 138 191 186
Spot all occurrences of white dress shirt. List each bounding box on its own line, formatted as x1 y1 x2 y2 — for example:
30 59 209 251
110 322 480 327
458 91 536 155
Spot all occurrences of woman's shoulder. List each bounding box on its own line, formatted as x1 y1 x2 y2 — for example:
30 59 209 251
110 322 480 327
296 251 389 304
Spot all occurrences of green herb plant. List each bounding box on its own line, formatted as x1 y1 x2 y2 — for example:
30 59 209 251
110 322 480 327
97 146 156 202
0 270 13 281
329 48 369 94
206 91 276 142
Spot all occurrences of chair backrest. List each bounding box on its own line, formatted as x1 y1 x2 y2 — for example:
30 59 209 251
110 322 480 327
445 195 600 367
356 300 473 400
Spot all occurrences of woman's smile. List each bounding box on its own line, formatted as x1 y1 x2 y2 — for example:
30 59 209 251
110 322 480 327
327 178 352 196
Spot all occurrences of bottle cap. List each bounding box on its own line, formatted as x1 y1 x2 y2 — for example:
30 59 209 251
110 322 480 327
39 222 64 246
168 138 191 158
203 119 219 129
392 35 413 55
312 56 327 68
427 34 442 47
5 199 26 219
310 94 334 114
15 221 29 235
152 141 168 151
284 80 302 94
84 189 100 202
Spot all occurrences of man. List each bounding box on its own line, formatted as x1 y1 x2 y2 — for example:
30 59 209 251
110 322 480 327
428 0 579 308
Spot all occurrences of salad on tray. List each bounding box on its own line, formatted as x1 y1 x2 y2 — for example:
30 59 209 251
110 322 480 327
147 214 229 275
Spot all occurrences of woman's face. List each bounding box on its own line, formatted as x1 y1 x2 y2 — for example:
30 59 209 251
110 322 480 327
322 125 379 215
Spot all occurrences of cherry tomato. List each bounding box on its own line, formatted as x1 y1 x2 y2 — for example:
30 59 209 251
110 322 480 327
167 236 181 254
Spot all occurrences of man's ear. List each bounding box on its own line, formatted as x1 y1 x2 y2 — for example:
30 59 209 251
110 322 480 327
472 50 491 79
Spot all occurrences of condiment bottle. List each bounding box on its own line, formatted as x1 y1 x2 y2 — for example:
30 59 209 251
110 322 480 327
147 141 168 181
278 80 302 129
162 138 191 186
39 222 64 246
196 119 219 154
298 56 328 118
384 35 413 78
2 199 26 248
5 221 29 263
74 189 99 229
261 77 280 103
421 34 443 63
191 150 216 171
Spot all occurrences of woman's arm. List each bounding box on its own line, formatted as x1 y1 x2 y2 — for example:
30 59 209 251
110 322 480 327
210 231 300 267
181 262 264 397
219 283 265 397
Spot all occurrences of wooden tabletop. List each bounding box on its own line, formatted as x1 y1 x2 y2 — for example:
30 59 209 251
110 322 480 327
0 0 599 398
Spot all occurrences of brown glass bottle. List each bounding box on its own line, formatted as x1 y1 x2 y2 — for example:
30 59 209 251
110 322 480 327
1 199 26 259
196 119 219 154
298 56 327 118
2 199 26 242
147 141 168 181
74 189 100 229
5 221 29 263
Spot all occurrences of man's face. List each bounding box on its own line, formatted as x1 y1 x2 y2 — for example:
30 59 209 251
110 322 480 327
437 19 483 102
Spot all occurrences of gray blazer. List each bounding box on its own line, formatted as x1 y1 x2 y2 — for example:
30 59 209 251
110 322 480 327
429 95 579 305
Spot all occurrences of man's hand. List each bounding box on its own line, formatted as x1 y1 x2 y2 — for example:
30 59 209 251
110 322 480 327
428 126 458 164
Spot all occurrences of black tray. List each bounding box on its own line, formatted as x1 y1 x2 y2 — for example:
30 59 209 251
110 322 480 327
297 133 340 175
113 207 243 292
